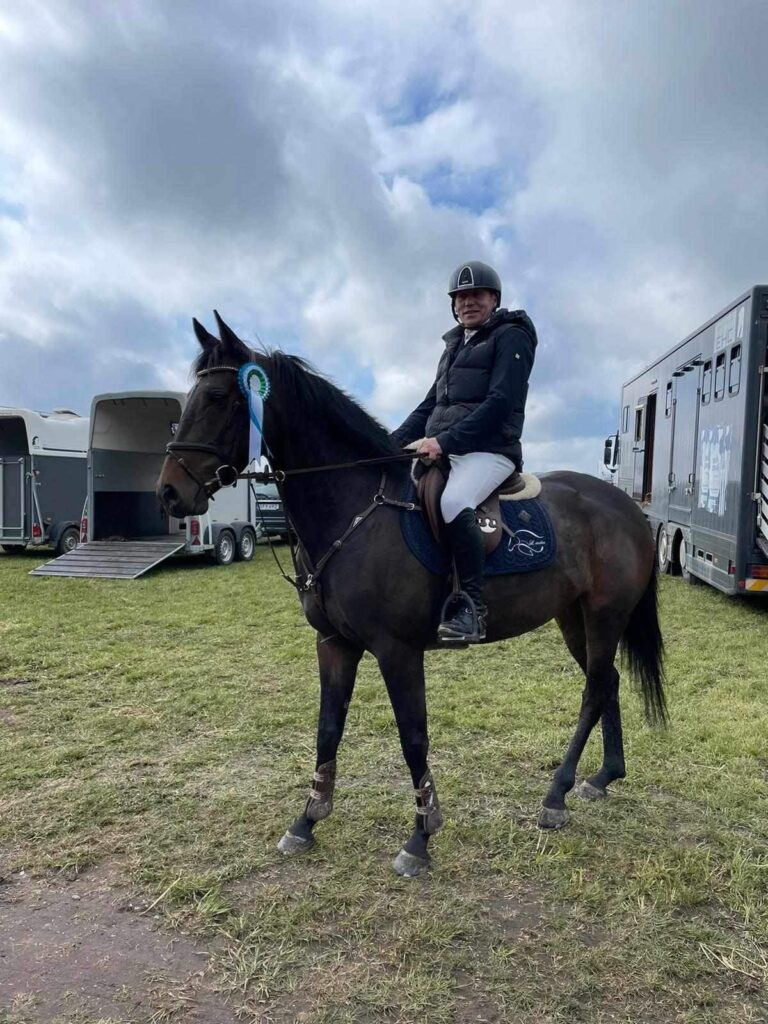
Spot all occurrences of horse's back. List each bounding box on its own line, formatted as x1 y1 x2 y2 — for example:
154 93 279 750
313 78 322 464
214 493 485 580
537 470 654 576
540 468 651 520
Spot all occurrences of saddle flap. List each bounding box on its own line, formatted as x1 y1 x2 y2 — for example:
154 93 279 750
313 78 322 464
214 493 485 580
416 463 525 556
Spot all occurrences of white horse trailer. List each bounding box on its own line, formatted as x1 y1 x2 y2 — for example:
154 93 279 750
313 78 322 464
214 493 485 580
31 391 260 579
0 407 88 556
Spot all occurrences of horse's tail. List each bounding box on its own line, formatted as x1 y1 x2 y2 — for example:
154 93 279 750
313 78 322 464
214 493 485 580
620 564 668 726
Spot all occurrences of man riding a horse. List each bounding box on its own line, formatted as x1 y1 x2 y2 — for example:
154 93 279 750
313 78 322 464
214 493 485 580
392 261 538 643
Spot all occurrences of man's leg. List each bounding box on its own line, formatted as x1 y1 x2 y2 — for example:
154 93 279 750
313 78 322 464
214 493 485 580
438 453 515 642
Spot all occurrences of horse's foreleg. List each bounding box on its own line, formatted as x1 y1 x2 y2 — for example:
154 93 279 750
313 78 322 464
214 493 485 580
278 633 362 855
377 644 441 877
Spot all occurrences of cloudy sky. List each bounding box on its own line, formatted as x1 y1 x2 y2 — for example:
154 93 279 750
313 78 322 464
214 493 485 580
2 0 767 472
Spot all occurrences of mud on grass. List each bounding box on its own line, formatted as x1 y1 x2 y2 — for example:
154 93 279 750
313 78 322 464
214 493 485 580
1 548 768 1022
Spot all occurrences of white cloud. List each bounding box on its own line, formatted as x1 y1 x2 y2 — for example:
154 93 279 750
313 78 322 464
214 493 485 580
1 0 767 475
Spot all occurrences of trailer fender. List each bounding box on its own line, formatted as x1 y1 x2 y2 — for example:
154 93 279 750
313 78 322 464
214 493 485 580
210 521 233 546
228 521 252 542
49 520 78 549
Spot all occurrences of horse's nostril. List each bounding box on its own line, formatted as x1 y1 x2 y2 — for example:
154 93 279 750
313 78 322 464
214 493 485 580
160 483 178 507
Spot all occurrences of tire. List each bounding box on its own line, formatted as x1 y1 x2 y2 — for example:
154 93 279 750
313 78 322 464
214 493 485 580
212 529 235 566
656 526 671 574
55 526 80 557
1 544 25 554
236 527 256 562
679 536 698 585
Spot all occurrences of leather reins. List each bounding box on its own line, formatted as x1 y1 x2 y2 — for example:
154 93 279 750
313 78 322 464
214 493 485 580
164 364 421 592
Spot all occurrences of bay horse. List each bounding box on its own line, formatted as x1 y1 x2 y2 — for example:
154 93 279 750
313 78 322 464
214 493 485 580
156 314 666 877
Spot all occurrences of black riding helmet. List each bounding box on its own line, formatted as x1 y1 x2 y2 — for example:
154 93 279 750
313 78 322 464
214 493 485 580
448 261 502 322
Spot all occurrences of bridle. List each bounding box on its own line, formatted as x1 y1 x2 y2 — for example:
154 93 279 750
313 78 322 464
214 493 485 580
164 366 246 501
164 362 422 594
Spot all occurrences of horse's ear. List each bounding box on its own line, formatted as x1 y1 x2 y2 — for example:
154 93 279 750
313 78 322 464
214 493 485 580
192 318 217 350
213 310 242 354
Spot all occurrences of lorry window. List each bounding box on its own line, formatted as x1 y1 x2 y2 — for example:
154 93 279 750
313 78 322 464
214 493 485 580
665 382 673 417
634 406 644 443
622 405 629 432
701 360 712 404
728 345 741 395
714 352 725 400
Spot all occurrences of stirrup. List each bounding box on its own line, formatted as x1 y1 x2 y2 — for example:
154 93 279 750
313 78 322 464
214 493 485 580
437 590 486 646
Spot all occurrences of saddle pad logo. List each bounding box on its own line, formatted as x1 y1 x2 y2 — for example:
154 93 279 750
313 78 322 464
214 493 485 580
507 529 546 558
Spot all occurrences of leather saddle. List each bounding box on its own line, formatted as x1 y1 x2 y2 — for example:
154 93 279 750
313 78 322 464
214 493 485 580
416 461 526 555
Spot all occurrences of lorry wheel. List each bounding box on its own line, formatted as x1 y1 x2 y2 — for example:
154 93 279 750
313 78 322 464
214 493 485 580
1 544 25 554
656 527 671 574
55 527 80 556
213 529 235 566
679 537 698 585
236 528 256 562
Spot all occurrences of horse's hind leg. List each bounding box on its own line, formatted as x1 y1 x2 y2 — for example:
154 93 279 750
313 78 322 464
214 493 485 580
577 664 625 801
278 633 363 855
554 602 626 803
376 642 442 878
539 609 622 830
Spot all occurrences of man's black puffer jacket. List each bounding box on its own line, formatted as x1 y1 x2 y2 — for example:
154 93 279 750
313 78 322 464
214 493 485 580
391 308 537 470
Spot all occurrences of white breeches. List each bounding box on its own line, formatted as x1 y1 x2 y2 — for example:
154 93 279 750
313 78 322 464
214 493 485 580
440 452 517 524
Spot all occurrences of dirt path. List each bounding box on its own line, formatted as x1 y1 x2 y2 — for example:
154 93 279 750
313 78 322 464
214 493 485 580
0 864 241 1024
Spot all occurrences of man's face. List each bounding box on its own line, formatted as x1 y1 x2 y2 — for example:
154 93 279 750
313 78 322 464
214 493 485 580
454 288 497 328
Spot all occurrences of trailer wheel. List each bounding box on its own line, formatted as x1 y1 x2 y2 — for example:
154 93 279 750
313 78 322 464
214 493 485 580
213 529 236 566
55 527 80 556
236 527 256 562
656 527 672 574
1 544 25 555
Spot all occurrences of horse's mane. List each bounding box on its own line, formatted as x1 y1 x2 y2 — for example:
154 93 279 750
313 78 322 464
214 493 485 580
193 330 396 460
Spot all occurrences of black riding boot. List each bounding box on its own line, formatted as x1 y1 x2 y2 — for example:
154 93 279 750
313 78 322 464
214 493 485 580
438 508 487 643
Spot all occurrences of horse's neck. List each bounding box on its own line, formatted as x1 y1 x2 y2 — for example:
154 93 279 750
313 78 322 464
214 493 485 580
280 465 387 560
273 432 406 561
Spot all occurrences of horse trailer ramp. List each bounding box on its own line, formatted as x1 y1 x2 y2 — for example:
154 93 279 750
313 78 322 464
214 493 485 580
29 539 185 579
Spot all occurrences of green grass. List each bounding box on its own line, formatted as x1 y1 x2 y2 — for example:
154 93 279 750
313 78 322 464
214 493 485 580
1 547 768 1022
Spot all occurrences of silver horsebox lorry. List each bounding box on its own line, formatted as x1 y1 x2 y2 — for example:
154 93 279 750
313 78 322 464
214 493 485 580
0 407 88 556
31 391 260 579
604 284 768 595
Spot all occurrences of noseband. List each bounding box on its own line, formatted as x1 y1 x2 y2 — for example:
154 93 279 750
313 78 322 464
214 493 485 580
164 365 244 500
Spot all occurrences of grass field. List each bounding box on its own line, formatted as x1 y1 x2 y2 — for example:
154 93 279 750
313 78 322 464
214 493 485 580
1 545 768 1023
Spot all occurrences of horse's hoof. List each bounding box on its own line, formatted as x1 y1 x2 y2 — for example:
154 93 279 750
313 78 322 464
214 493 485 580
277 829 314 856
537 806 570 830
576 780 607 802
393 848 430 877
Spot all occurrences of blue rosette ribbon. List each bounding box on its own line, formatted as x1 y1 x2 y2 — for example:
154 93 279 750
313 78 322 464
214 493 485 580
238 363 271 464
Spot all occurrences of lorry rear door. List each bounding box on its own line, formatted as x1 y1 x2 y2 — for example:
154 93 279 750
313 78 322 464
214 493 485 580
668 361 702 525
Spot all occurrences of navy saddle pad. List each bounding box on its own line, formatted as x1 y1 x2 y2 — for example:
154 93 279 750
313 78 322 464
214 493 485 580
400 479 556 577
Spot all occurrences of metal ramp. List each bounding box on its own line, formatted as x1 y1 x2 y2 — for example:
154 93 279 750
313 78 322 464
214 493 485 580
30 539 185 579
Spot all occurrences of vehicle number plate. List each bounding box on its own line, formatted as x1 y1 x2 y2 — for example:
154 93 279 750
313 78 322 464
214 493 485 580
260 502 280 511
